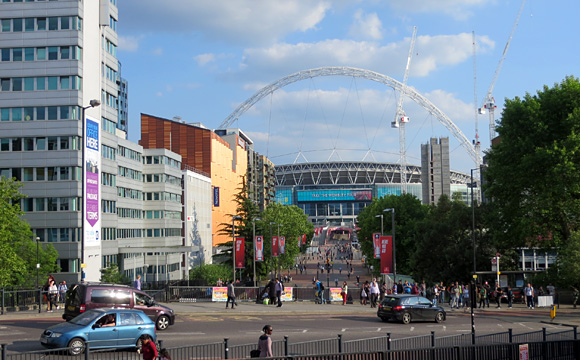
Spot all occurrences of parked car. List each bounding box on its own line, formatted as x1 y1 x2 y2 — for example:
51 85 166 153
41 308 157 355
63 282 175 330
377 294 446 324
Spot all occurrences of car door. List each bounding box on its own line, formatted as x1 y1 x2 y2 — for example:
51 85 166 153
117 311 145 347
133 290 156 322
88 313 119 349
404 297 421 320
417 296 434 320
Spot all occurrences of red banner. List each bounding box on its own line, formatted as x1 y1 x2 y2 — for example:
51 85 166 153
373 233 381 259
380 236 393 274
255 236 263 262
272 236 279 257
302 234 307 245
279 236 286 254
235 237 245 269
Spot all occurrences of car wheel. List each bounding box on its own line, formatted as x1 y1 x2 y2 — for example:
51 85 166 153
402 312 411 324
68 337 85 356
156 315 170 330
435 312 444 323
136 337 144 352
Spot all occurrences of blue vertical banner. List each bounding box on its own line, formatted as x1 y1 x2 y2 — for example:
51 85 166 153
84 117 101 248
213 186 220 207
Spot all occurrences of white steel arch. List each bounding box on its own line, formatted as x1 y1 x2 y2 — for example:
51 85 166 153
219 66 482 164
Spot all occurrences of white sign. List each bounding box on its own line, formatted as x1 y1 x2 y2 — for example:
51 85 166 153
519 344 528 360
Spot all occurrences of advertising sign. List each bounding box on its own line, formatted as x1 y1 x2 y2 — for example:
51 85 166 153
213 187 220 207
329 288 343 302
281 287 293 302
84 116 101 248
297 189 372 202
235 237 245 269
380 236 393 274
279 236 285 254
272 236 279 257
519 344 529 360
373 233 381 259
255 236 264 261
212 287 227 302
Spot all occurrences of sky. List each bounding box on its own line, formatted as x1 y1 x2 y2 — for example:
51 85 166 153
117 0 579 174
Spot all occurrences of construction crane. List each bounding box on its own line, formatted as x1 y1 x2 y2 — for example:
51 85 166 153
392 26 417 194
480 0 527 141
472 31 481 170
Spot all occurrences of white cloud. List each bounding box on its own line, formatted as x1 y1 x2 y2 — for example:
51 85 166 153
195 53 216 67
152 48 163 56
156 92 163 97
385 0 493 21
349 10 384 40
118 35 140 52
118 0 332 46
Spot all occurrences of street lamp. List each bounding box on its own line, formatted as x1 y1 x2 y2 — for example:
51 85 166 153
375 214 383 235
252 217 261 287
80 99 100 282
384 208 396 283
232 215 242 282
36 237 40 289
469 167 481 343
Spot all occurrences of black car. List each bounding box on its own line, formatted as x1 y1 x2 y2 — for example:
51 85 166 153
377 295 446 324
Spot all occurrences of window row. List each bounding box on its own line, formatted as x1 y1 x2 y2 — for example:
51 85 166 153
104 38 117 56
118 166 142 181
102 200 116 214
33 227 81 244
1 46 81 62
103 64 118 83
143 155 181 169
1 16 82 32
22 197 80 212
144 228 181 238
102 172 116 187
0 136 80 151
1 75 82 92
109 16 117 32
1 106 79 122
118 186 142 200
144 210 181 220
102 90 118 109
2 166 81 182
102 117 117 134
102 144 116 160
144 192 182 202
118 145 141 162
143 173 181 186
118 207 142 219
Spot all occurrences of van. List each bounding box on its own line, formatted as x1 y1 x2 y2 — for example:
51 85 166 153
63 282 175 330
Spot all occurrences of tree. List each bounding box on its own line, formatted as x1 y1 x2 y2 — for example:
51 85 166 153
189 264 233 285
100 264 130 284
0 177 58 288
485 77 580 251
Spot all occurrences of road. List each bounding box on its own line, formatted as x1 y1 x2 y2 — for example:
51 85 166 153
1 304 578 353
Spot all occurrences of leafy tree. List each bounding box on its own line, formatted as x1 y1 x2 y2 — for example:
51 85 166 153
189 264 233 285
0 177 58 288
485 76 580 255
100 264 130 284
356 194 427 277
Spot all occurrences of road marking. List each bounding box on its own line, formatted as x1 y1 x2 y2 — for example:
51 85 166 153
302 330 308 333
517 322 533 329
410 327 414 331
377 328 381 332
443 326 447 331
341 328 346 332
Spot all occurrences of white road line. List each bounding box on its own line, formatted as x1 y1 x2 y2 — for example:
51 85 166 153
377 328 382 332
517 322 533 329
341 328 346 332
410 327 415 332
443 326 447 331
498 324 504 328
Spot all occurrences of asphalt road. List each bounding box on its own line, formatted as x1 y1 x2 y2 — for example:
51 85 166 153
2 301 579 354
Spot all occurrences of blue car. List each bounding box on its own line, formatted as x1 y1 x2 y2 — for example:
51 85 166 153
40 308 157 355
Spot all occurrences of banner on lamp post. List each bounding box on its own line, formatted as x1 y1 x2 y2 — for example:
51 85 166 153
373 233 381 259
279 236 285 254
272 236 279 257
302 234 307 245
235 237 245 269
380 236 393 275
255 236 263 262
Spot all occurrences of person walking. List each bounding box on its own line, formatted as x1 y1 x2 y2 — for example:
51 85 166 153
495 283 503 309
58 281 67 304
47 279 58 312
258 325 273 357
369 278 380 308
226 280 237 309
275 278 283 308
133 275 142 290
573 287 579 309
139 334 158 360
524 283 535 309
341 281 348 305
478 285 487 309
506 286 513 308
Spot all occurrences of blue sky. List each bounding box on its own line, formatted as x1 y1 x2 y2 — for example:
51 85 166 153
117 0 579 174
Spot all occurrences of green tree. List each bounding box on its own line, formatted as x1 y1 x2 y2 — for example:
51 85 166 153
485 77 580 255
0 177 58 288
189 264 233 285
356 193 427 277
100 263 130 284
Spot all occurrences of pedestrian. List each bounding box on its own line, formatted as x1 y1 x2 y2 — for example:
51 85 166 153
47 279 58 311
159 348 172 360
524 283 535 309
361 281 368 305
258 325 273 357
139 334 158 360
341 281 348 305
463 284 470 308
58 281 67 304
370 278 380 308
573 287 579 309
226 280 237 309
483 282 491 308
495 283 503 309
133 275 141 290
432 285 439 305
506 286 513 308
478 285 487 309
275 278 283 308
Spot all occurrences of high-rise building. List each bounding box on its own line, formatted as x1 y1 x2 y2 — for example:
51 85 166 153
421 137 451 205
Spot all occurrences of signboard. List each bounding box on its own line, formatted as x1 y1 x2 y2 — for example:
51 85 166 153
329 288 343 302
84 116 101 248
281 287 293 302
279 236 285 254
297 189 372 202
272 236 279 257
373 233 381 259
380 236 393 274
235 237 245 269
212 287 227 302
255 236 264 261
213 187 220 207
519 344 529 360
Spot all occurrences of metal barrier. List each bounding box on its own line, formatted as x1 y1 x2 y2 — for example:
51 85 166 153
288 337 339 356
166 341 224 360
434 333 473 348
343 334 390 353
390 333 432 351
168 286 320 303
475 330 511 345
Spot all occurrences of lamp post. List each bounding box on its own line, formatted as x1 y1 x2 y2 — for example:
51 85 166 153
384 208 396 283
252 217 261 287
80 99 101 282
469 167 481 343
375 214 383 235
269 222 276 280
232 215 242 282
36 237 40 288
276 223 281 279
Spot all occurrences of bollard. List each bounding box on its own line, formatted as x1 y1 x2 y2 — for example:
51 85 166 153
386 332 391 351
431 331 435 347
508 328 513 343
224 338 229 359
574 326 578 341
337 334 342 353
284 336 288 356
84 342 90 360
542 327 547 342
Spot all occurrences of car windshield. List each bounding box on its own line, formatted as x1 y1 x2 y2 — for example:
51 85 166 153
381 297 400 306
69 311 103 326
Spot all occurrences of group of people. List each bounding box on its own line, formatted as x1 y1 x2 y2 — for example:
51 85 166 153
43 275 67 312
